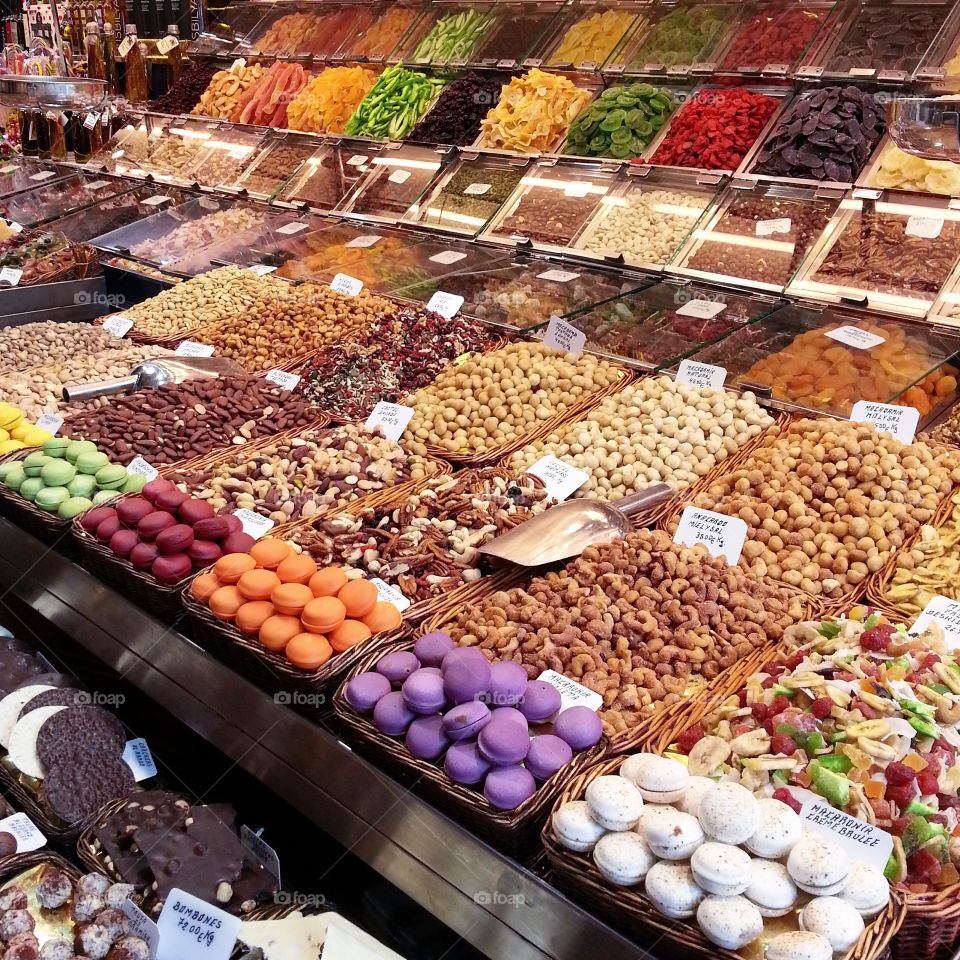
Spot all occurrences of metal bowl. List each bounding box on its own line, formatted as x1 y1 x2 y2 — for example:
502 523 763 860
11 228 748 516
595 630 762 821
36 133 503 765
888 95 960 162
0 76 108 110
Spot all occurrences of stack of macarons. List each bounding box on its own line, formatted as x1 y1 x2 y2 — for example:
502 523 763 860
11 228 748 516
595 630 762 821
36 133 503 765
342 632 604 811
552 753 891 959
0 402 55 453
0 438 145 519
190 538 401 671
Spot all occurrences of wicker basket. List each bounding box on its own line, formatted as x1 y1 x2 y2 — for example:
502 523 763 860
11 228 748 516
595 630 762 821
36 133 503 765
331 636 608 858
0 447 76 549
541 755 906 960
0 849 82 885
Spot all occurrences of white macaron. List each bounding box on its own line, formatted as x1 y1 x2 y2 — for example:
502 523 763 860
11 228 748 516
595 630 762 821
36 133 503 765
838 860 890 918
691 842 753 896
620 753 689 803
745 860 798 918
592 832 658 887
696 895 764 951
645 809 705 860
645 862 706 919
766 931 833 960
552 801 608 853
635 803 678 841
787 835 850 896
676 775 716 818
585 775 644 832
744 798 803 859
698 781 760 845
799 896 865 953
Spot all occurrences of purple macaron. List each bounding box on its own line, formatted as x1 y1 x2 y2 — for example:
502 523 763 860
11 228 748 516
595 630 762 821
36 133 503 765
484 765 537 810
491 707 529 732
524 735 573 781
477 718 530 766
414 631 455 667
376 650 421 685
373 691 416 736
344 672 392 713
402 669 447 715
441 701 491 742
443 655 491 707
519 680 562 723
553 705 603 750
406 715 450 760
486 661 527 707
444 742 492 785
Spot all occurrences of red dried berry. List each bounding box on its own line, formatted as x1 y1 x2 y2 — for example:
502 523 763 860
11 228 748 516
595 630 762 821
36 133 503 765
676 724 705 755
751 702 769 721
810 698 833 720
773 787 802 814
771 733 797 755
885 761 917 785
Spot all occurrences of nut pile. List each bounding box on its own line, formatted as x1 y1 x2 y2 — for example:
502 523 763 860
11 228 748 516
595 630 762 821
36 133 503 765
930 404 960 448
62 375 319 467
182 424 442 522
193 63 265 120
129 207 268 264
674 417 960 599
446 528 806 735
0 321 119 373
290 471 550 603
508 377 774 500
402 343 621 457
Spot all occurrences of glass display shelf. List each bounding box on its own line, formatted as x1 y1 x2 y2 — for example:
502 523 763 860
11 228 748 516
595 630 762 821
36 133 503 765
395 1 502 66
192 3 275 58
537 0 648 73
275 139 384 212
0 170 135 229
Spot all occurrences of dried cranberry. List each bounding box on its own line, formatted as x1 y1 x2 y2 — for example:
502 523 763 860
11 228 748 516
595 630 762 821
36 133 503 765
771 733 797 755
810 697 833 719
773 787 802 814
885 761 918 785
676 724 705 755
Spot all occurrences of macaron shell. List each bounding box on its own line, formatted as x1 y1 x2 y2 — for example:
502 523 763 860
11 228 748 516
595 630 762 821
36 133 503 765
552 800 608 853
838 861 889 918
584 775 644 832
620 753 689 802
592 831 657 886
338 578 377 618
696 895 764 950
798 896 864 953
676 776 716 818
645 862 705 919
745 860 798 917
691 842 753 896
744 798 803 859
698 781 760 845
765 931 833 960
786 836 849 894
645 809 705 860
8 705 67 779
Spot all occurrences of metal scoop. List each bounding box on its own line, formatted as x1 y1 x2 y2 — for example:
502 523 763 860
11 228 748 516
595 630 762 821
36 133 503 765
478 484 674 568
62 357 247 403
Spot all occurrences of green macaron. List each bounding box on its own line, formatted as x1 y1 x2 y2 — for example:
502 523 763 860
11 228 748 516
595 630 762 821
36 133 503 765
22 453 52 477
121 473 147 494
41 437 70 458
92 489 119 506
76 451 110 475
0 461 18 482
57 495 94 519
19 477 45 501
67 474 97 498
40 460 76 487
34 486 70 512
2 465 25 490
65 439 97 464
95 464 128 490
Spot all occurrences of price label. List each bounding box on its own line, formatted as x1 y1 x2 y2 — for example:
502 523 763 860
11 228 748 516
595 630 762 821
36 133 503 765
330 274 363 296
102 315 133 338
231 57 246 71
142 195 173 206
388 169 411 184
156 888 241 960
912 595 960 648
564 182 590 197
674 506 747 565
264 369 300 390
825 325 886 350
276 221 308 235
122 738 158 781
370 577 411 612
234 509 275 540
0 267 22 286
905 215 944 239
676 298 726 319
175 341 215 357
156 33 179 54
426 290 464 319
83 180 108 191
347 154 368 167
0 812 45 852
0 165 15 174
122 900 159 960
537 269 581 283
365 401 414 442
346 234 381 248
756 218 792 236
850 401 919 444
126 456 159 480
29 170 57 182
798 795 892 871
35 412 63 435
675 359 727 391
118 35 135 57
464 182 491 195
240 825 281 884
526 455 589 502
537 670 602 714
429 250 467 265
247 264 277 276
849 66 875 76
5 221 21 235
543 315 585 358
83 112 100 129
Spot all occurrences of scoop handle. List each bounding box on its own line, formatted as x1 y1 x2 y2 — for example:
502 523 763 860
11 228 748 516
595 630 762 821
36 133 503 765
62 375 139 403
612 484 674 518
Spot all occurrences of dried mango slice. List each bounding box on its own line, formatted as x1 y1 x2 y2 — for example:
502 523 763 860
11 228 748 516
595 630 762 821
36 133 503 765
287 66 379 135
547 9 637 66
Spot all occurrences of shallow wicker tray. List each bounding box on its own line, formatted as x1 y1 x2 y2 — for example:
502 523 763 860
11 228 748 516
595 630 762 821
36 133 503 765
541 754 906 960
0 848 82 885
0 447 73 549
331 636 607 859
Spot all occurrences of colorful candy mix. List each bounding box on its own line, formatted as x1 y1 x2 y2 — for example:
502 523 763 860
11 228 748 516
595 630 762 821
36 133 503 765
479 68 592 153
287 66 378 135
719 6 826 69
345 65 446 140
547 8 637 66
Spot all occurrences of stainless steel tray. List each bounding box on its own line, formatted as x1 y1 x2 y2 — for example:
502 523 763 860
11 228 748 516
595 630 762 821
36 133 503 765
0 76 107 109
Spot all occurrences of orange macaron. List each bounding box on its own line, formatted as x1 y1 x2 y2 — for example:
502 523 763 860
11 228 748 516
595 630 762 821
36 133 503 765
249 538 292 570
285 633 333 670
338 579 377 619
191 572 221 602
235 600 276 636
308 566 349 598
276 554 318 585
271 582 314 616
237 568 282 602
209 585 245 621
329 619 372 653
362 601 402 634
214 553 256 584
259 614 302 651
301 596 347 634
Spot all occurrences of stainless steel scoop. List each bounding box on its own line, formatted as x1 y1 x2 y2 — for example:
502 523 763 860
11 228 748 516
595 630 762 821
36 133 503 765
478 484 674 568
62 357 247 403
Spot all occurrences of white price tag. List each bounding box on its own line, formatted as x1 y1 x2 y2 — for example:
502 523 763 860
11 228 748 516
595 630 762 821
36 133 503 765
175 341 215 357
0 267 22 286
849 67 875 76
83 179 109 190
0 812 45 852
564 182 590 197
118 35 135 57
850 401 919 444
264 369 301 390
276 221 309 235
122 738 158 781
35 412 63 435
240 825 281 884
905 215 944 239
798 795 892 872
143 194 173 206
126 456 159 480
370 577 411 612
5 221 21 235
526 455 589 502
234 509 275 540
0 165 15 174
825 325 886 350
675 359 727 391
83 112 100 129
156 33 179 54
347 154 368 166
248 264 277 276
912 595 960 648
674 506 747 565
426 290 464 319
122 900 159 960
346 234 382 248
102 315 134 337
365 401 414 442
430 250 467 264
156 888 241 960
676 298 726 319
464 182 491 195
756 217 791 236
537 669 602 714
29 170 57 181
330 274 363 296
388 169 411 184
543 315 585 358
231 57 246 71
537 269 580 283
